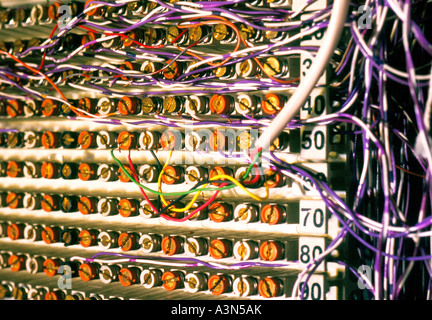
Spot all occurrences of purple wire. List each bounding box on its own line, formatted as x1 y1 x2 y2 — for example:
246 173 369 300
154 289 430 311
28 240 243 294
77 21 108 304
85 11 172 32
268 152 432 261
299 227 349 299
176 46 316 82
0 129 18 132
0 0 431 299
350 23 430 88
88 251 295 269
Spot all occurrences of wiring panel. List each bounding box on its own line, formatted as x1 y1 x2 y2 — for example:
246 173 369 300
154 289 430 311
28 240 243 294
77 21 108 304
0 0 431 302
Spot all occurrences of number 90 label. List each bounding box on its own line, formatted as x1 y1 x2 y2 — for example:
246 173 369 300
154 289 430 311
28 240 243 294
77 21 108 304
298 274 326 300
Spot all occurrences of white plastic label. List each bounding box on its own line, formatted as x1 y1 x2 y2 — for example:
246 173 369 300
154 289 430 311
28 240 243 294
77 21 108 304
301 52 327 85
301 19 326 46
300 125 327 160
299 200 327 235
298 163 329 196
298 274 326 300
298 236 326 272
300 88 329 119
292 0 329 12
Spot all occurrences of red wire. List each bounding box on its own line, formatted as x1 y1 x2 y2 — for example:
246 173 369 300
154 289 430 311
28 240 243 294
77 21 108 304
169 29 187 44
151 30 202 77
78 25 99 33
127 154 160 216
108 29 189 78
160 182 228 222
38 53 47 72
37 23 59 71
128 152 223 222
241 165 261 186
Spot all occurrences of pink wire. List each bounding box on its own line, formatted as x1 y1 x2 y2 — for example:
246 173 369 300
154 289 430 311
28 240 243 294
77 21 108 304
127 153 225 222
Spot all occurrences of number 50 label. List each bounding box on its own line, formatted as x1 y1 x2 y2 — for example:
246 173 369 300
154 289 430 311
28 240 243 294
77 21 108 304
300 125 327 160
298 200 327 235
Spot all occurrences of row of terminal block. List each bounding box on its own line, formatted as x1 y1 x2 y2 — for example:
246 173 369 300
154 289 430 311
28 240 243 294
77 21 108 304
0 221 299 262
0 129 292 152
0 161 290 188
0 196 298 224
2 36 297 81
0 92 295 117
0 0 293 48
0 252 301 299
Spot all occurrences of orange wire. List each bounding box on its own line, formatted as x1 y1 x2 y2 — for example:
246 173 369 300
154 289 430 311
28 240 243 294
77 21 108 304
0 50 68 101
396 165 425 178
335 37 353 73
0 49 90 117
177 16 299 84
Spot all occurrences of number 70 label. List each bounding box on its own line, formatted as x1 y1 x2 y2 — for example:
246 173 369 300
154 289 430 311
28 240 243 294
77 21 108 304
298 200 327 234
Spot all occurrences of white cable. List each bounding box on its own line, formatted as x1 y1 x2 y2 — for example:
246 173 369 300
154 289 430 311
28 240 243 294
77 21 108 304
424 64 432 133
255 0 350 151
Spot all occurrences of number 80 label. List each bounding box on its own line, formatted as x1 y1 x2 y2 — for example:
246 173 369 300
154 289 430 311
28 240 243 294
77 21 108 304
298 237 326 272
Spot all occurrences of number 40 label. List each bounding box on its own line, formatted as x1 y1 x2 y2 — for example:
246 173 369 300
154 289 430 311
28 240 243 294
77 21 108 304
300 89 329 119
298 200 327 235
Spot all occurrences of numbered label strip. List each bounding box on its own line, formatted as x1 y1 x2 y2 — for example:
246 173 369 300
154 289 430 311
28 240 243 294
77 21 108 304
301 52 327 85
298 162 329 196
292 0 330 12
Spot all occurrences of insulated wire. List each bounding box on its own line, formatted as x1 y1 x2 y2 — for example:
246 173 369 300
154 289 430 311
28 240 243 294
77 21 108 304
255 0 350 151
156 150 268 213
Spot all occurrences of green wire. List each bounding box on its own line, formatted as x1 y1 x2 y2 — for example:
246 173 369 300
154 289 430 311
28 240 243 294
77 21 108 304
239 150 262 181
110 149 262 197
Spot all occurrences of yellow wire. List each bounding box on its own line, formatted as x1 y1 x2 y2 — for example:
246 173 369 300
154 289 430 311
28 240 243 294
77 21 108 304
158 151 269 213
158 150 203 212
207 174 269 202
